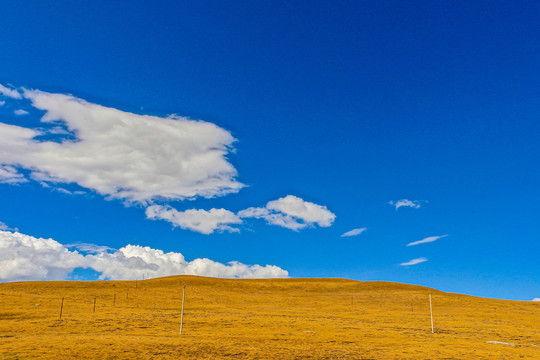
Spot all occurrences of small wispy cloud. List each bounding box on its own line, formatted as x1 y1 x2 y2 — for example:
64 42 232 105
14 109 28 115
46 126 71 135
65 243 115 254
388 199 424 210
0 101 5 106
0 221 18 232
407 234 448 247
0 165 27 184
0 84 22 99
399 257 427 266
341 227 367 237
54 187 73 195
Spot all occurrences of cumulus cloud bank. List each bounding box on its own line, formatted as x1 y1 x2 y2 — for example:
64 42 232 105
239 195 336 231
0 230 87 281
406 234 447 246
145 205 242 234
0 86 244 203
389 199 423 210
341 227 367 237
399 257 427 266
0 230 288 281
89 244 287 280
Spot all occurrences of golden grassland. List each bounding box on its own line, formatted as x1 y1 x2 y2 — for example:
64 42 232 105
0 276 538 359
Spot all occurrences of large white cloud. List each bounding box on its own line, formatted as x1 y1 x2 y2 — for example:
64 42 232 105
0 86 244 202
0 229 288 281
239 195 336 231
145 205 242 234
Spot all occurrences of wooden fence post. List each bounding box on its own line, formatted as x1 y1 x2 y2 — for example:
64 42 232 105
429 290 434 333
59 297 64 320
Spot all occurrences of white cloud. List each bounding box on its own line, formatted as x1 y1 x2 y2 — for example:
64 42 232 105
0 84 22 99
240 207 306 231
532 298 540 301
0 85 336 236
14 109 28 115
399 257 428 266
238 195 336 231
0 86 244 203
0 229 288 281
0 165 27 184
341 227 367 237
407 234 447 246
0 101 5 106
0 230 88 281
87 245 288 280
389 199 423 210
46 126 71 135
145 205 242 234
266 196 335 227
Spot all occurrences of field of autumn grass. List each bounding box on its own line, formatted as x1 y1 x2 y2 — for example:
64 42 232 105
0 276 538 359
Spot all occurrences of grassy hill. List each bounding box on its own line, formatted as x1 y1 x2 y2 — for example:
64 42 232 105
1 276 538 359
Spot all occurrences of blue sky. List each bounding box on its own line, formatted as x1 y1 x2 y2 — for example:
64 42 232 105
0 1 538 300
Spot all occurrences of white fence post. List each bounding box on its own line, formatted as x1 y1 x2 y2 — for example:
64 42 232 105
180 284 186 335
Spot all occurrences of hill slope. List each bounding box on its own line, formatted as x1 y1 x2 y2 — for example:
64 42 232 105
1 276 538 359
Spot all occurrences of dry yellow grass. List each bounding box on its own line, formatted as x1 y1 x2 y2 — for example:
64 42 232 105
0 276 538 359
